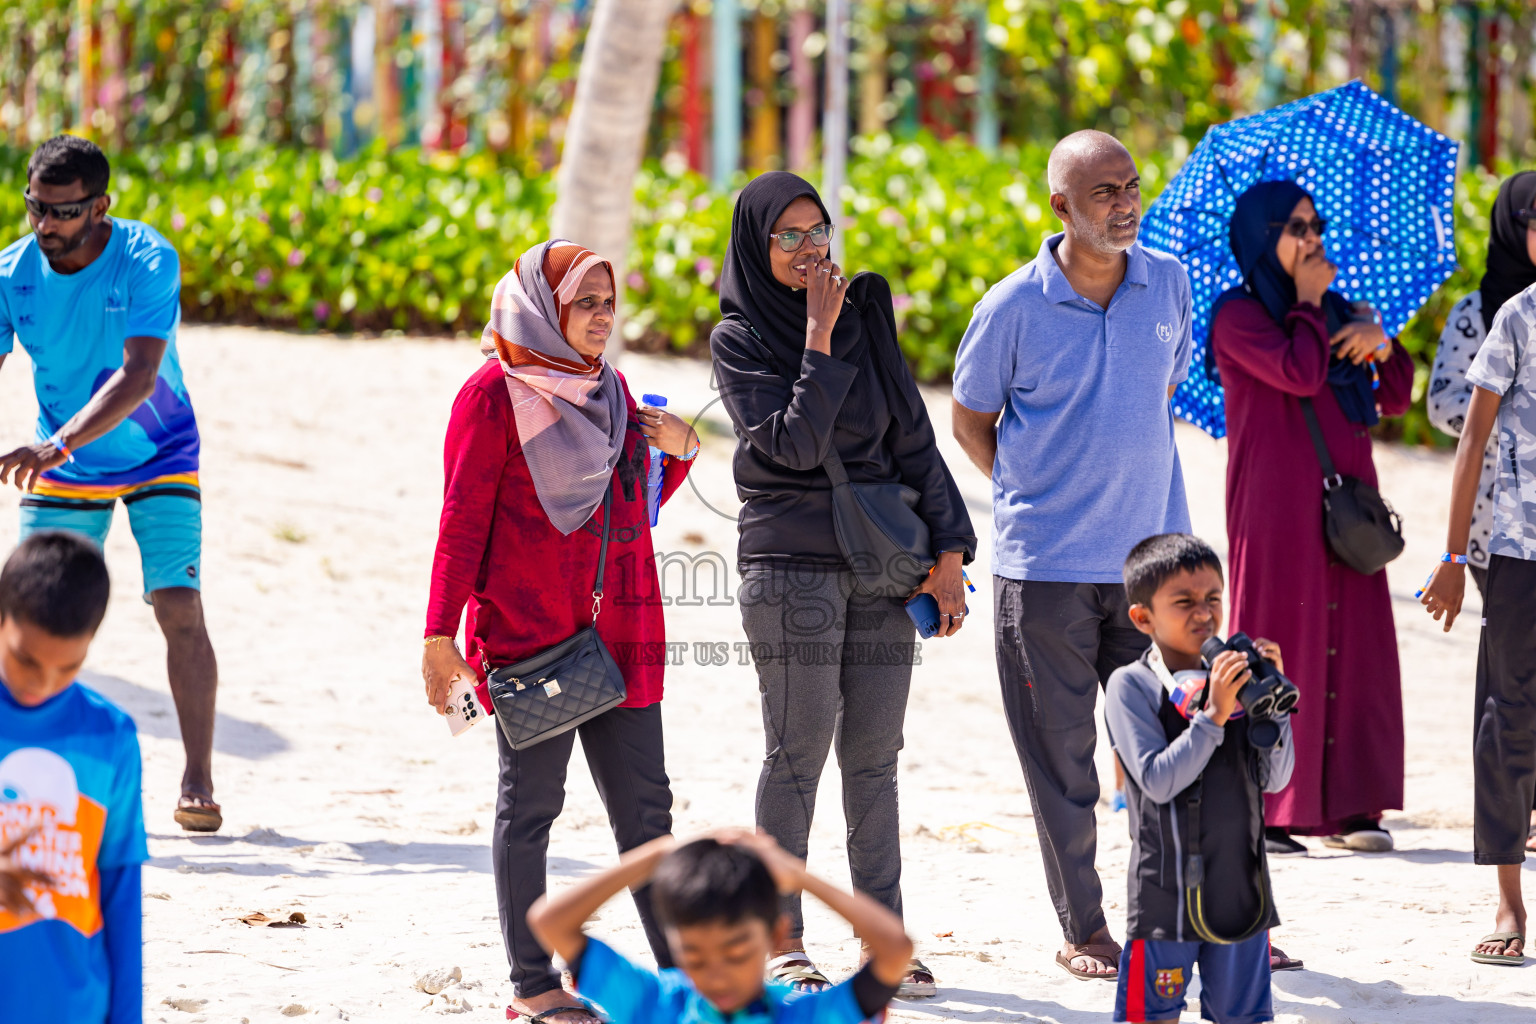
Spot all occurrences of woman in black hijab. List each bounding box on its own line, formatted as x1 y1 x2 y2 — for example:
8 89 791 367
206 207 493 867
711 172 975 996
1427 170 1536 853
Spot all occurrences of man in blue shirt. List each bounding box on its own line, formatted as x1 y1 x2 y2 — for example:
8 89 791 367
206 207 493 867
0 136 221 832
951 130 1193 981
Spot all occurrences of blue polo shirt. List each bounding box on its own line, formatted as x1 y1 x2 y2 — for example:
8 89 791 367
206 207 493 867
953 232 1192 582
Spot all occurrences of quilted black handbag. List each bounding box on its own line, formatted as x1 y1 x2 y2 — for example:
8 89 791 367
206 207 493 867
823 446 935 598
487 489 627 750
1299 397 1405 577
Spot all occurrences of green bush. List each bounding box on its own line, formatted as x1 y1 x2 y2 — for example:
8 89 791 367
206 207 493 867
0 135 1503 443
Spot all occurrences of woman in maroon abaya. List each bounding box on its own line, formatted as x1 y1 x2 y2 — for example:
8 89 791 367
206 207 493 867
1211 181 1413 856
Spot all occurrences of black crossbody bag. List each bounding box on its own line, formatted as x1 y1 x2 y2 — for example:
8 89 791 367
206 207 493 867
1299 397 1404 577
822 445 934 598
486 489 627 750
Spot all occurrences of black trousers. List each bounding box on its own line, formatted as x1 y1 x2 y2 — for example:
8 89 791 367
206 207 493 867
492 703 674 998
994 577 1150 943
1469 564 1536 815
1473 555 1536 866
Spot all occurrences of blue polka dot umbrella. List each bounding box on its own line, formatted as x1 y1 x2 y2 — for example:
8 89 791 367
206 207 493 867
1140 80 1460 438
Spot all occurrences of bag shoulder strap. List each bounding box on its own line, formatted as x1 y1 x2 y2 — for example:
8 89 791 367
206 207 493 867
821 444 850 486
591 487 614 619
1298 397 1342 486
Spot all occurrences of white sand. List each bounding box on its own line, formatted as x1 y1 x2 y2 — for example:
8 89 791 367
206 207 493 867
0 325 1532 1023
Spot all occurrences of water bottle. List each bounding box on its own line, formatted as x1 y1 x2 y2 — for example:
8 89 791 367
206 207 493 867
641 394 668 527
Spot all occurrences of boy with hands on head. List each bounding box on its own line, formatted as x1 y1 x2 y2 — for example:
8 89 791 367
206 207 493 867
528 829 913 1024
1104 534 1294 1024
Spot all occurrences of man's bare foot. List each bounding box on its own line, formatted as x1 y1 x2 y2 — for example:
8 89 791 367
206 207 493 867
510 989 599 1024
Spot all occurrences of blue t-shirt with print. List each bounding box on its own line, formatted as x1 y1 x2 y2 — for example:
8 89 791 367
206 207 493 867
575 936 873 1024
0 218 198 488
0 681 148 1024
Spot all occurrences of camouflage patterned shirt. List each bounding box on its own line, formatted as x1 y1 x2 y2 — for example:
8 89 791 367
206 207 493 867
1467 287 1536 561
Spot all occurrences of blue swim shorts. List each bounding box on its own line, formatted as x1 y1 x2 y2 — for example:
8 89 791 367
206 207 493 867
1114 930 1273 1024
19 483 202 597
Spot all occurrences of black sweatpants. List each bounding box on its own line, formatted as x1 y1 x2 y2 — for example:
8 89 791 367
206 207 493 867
492 703 674 998
1473 554 1536 866
994 577 1150 944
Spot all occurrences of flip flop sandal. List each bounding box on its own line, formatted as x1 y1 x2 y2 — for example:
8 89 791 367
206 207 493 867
1470 932 1526 966
1269 945 1305 972
1055 941 1121 981
174 797 223 833
767 953 831 992
897 958 938 998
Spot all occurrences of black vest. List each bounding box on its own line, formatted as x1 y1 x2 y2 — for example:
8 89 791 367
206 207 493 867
1123 694 1281 942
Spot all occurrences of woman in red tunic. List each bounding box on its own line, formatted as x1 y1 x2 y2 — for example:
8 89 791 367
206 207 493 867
1211 182 1412 856
421 241 697 1024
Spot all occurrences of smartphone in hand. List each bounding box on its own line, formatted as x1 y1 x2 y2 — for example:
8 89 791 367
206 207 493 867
905 593 966 639
445 675 488 736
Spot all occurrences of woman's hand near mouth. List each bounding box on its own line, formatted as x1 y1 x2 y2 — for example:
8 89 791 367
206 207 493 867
804 253 849 354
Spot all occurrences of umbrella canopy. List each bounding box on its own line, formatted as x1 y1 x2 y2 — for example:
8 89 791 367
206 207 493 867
1140 80 1460 438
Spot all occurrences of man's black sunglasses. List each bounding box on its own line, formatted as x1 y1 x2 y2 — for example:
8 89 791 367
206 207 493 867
1270 216 1327 239
24 192 104 222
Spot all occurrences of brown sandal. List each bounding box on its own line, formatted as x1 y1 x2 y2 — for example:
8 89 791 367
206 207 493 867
174 795 222 833
1055 941 1121 981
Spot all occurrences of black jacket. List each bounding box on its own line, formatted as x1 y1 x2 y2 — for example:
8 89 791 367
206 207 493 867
1123 684 1281 942
709 282 976 570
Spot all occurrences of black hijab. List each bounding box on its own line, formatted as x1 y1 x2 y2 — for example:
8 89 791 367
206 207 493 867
1478 171 1536 332
718 171 921 430
1210 180 1377 425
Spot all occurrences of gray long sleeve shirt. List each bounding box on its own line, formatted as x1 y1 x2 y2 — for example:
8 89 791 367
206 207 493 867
1105 656 1295 805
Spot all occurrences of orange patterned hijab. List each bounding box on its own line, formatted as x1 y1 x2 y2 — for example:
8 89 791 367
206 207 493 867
480 240 625 535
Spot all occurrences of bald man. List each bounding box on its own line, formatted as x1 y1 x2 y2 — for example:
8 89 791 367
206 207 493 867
951 131 1193 980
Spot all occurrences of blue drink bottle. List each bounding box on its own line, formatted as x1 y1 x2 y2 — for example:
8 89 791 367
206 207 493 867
641 394 668 526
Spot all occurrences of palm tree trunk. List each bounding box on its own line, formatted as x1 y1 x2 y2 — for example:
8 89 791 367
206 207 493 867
550 0 679 362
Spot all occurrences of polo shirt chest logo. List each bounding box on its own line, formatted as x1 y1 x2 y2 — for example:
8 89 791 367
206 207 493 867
1156 322 1173 343
105 290 127 313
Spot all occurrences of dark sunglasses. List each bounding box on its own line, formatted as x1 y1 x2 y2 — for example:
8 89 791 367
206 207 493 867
24 191 104 222
1271 216 1327 239
768 223 834 253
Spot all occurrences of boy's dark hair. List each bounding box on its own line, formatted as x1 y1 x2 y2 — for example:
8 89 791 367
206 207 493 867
1124 533 1223 607
651 838 779 930
0 533 111 637
27 135 111 195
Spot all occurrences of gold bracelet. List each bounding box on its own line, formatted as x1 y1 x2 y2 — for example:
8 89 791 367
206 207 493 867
424 635 455 649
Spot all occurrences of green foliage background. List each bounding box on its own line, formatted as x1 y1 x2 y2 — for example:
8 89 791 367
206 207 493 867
0 134 1504 443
